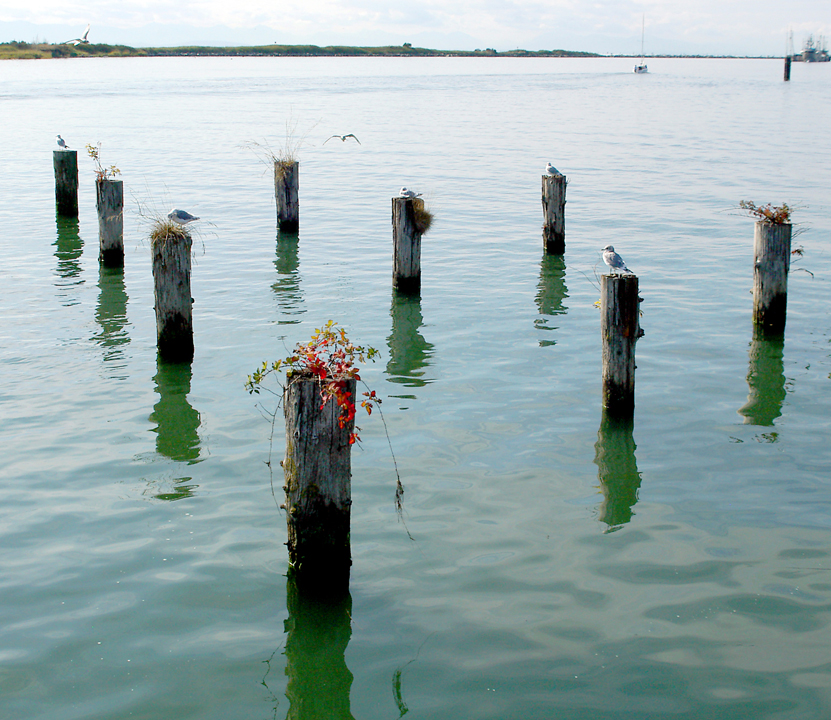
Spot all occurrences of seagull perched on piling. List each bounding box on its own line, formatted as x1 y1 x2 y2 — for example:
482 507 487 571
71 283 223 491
167 208 200 225
56 135 69 149
602 245 632 275
324 133 361 145
546 162 561 176
398 187 421 199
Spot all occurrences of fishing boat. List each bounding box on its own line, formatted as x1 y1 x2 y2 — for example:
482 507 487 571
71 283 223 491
634 15 648 73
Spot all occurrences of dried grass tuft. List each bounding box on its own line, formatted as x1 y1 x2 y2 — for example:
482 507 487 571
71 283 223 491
412 198 433 234
150 219 191 249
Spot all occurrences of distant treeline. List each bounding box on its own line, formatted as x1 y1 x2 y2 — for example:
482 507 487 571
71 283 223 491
0 40 599 60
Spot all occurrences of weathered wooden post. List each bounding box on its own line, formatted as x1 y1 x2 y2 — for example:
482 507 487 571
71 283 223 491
275 160 299 232
752 220 791 335
283 371 355 593
601 274 642 417
784 55 792 81
541 173 567 254
151 224 194 362
96 178 124 267
391 197 423 294
53 149 79 217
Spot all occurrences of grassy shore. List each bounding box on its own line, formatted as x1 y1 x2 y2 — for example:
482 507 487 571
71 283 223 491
0 41 600 60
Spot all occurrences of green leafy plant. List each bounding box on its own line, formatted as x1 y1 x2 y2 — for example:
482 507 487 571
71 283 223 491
86 142 121 181
739 200 791 224
247 320 380 445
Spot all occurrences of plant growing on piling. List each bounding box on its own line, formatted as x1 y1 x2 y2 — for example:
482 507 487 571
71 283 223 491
739 200 791 224
86 142 121 181
247 320 380 445
412 198 434 234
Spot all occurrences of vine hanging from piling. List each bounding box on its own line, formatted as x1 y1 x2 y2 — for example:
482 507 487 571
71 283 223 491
246 320 380 445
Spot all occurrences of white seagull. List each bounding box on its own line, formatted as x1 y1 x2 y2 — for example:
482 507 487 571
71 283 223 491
324 133 361 145
546 162 561 176
56 135 69 149
398 187 421 199
602 245 632 274
168 208 200 225
65 24 91 46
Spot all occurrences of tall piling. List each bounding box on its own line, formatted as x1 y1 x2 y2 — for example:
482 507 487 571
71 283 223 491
541 173 567 254
601 274 642 418
275 160 299 232
283 371 355 594
752 221 791 335
53 150 79 217
152 225 194 363
96 178 124 267
784 56 792 81
392 197 422 294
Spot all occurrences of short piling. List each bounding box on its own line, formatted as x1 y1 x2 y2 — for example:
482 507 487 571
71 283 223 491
53 150 79 217
275 160 299 232
601 274 642 417
752 221 791 335
283 371 355 594
392 197 422 294
152 225 194 363
541 173 567 254
784 55 792 81
96 178 124 267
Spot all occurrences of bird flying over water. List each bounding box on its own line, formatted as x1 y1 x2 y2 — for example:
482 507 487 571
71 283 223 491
546 162 561 176
602 245 632 274
64 24 91 46
168 208 200 225
56 135 69 149
398 187 421 199
324 133 361 145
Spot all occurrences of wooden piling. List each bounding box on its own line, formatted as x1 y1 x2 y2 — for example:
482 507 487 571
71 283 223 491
152 225 194 362
784 55 792 81
275 160 299 232
392 197 422 294
96 178 124 267
53 150 79 217
601 274 642 417
752 221 791 335
541 173 567 254
283 371 355 593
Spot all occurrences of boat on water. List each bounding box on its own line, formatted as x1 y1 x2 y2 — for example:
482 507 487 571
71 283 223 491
634 15 648 73
792 34 830 62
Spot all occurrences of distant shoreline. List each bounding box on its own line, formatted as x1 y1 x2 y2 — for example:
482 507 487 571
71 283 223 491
0 41 783 61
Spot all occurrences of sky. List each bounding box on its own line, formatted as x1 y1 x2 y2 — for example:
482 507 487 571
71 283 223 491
0 0 828 56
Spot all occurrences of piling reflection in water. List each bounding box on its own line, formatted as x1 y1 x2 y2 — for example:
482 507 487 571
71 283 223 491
594 411 642 531
386 291 435 397
149 358 201 467
283 576 355 720
738 329 787 427
273 231 306 324
534 254 568 347
92 265 130 372
54 215 84 303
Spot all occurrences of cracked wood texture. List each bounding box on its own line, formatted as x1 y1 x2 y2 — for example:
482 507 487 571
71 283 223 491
601 274 640 417
283 372 355 593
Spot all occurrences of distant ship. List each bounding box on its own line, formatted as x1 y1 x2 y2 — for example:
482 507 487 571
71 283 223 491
792 34 830 62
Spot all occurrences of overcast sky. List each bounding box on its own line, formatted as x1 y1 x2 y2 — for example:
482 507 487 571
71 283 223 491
1 0 828 55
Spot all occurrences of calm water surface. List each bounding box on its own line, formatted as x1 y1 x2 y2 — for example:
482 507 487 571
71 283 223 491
1 56 831 719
